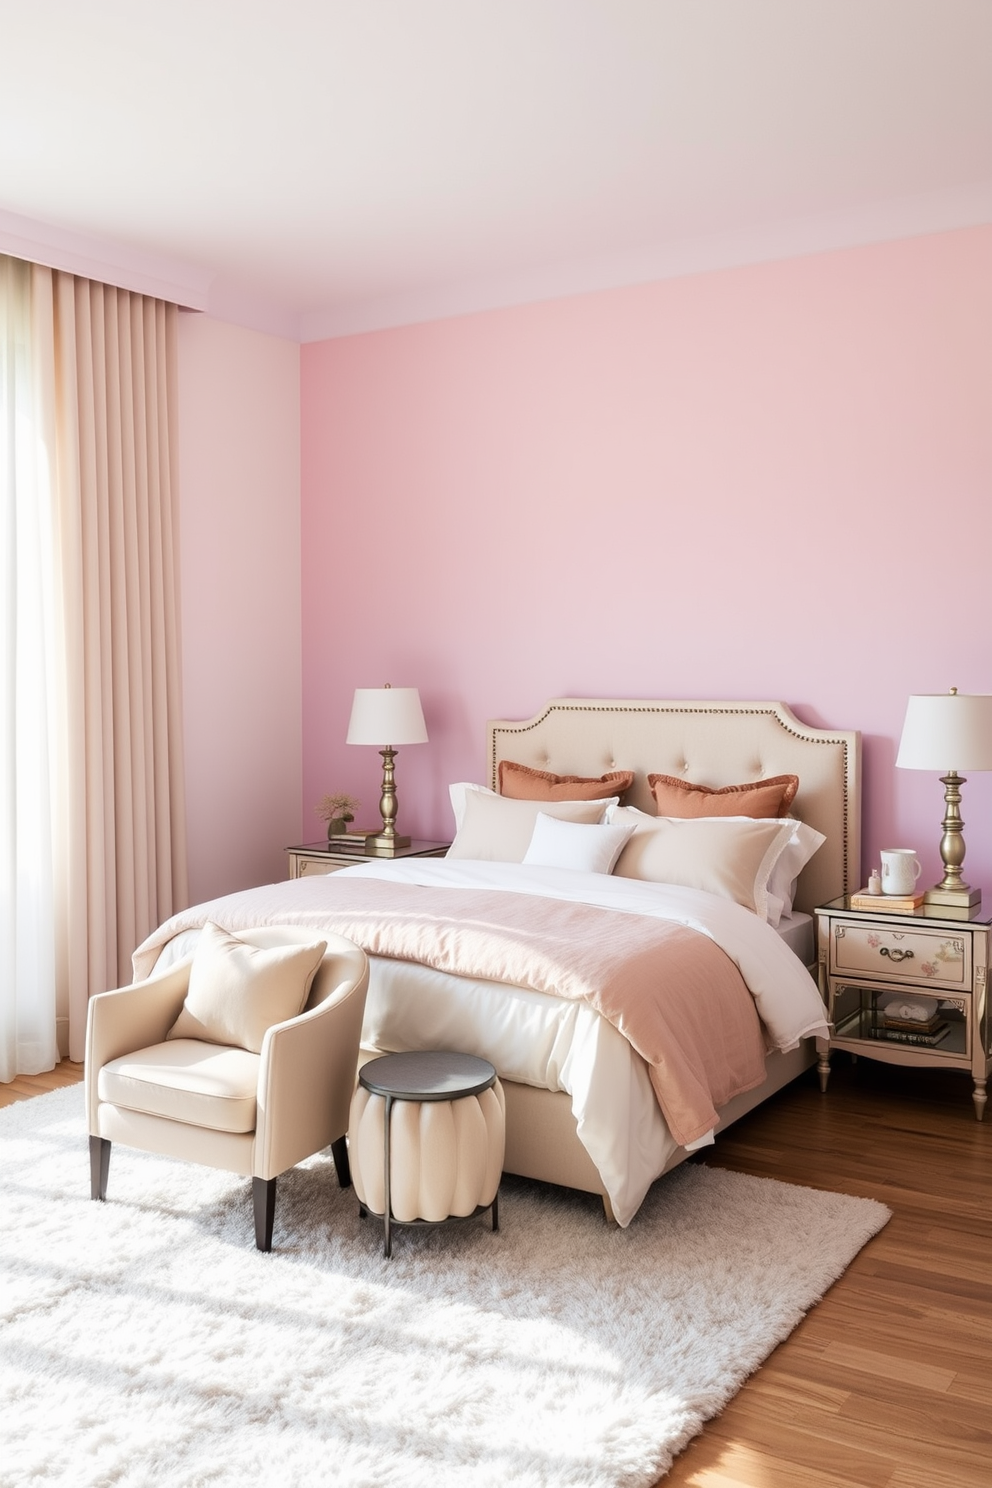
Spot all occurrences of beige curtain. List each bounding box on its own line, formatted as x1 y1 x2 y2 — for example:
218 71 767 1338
48 270 189 1058
2 259 189 1068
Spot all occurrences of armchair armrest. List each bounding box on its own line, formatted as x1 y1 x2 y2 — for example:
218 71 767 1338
254 958 369 1180
85 959 193 1134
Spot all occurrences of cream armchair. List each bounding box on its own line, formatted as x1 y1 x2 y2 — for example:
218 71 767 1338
85 926 370 1251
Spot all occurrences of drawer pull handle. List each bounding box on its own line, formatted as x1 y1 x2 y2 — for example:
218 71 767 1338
879 946 915 963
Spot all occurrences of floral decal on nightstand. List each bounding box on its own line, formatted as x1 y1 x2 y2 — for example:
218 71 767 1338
867 933 880 948
918 941 964 981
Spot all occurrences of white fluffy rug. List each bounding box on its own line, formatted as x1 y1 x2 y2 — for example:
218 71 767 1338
1 1086 889 1488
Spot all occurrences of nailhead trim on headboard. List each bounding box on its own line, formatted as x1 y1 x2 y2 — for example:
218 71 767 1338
487 699 860 906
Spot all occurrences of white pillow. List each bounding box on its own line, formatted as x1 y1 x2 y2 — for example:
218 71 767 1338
448 781 499 831
608 806 798 920
522 812 637 874
167 922 327 1053
764 819 826 926
447 790 615 862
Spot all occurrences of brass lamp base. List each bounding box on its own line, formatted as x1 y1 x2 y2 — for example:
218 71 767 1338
362 744 412 856
925 769 982 909
925 884 981 908
362 832 412 857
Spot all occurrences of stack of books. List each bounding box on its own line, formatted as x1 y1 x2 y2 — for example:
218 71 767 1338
871 1009 950 1046
849 888 926 912
321 831 374 852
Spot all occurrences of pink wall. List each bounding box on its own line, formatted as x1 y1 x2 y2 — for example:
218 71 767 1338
178 314 303 903
301 227 992 893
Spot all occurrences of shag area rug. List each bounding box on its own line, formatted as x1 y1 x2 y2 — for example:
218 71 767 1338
1 1085 889 1488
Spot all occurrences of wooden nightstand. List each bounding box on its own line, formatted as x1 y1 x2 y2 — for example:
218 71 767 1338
815 895 991 1120
286 838 450 879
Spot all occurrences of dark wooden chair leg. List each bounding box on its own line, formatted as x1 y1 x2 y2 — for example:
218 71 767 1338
253 1176 277 1252
89 1136 111 1200
330 1135 352 1188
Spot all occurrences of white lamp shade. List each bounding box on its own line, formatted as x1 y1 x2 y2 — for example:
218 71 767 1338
896 692 992 771
346 687 428 747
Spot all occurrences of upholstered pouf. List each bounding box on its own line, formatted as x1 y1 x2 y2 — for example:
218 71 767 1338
349 1051 505 1256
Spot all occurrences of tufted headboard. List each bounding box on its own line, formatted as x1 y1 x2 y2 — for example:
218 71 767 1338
487 698 861 916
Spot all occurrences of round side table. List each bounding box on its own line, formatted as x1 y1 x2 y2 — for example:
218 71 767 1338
352 1050 504 1257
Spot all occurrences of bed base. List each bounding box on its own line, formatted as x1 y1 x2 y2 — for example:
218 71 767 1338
502 1042 816 1222
359 1041 816 1224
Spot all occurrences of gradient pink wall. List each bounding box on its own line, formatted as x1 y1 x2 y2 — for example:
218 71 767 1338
179 314 302 902
301 226 992 892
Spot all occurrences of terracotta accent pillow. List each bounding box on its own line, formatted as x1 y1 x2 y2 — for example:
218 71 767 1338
499 760 635 802
647 772 799 820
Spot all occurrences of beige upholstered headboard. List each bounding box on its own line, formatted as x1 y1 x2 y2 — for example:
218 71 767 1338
487 699 861 915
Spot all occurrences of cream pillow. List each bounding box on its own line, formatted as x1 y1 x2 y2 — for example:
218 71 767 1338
448 781 499 831
609 807 797 919
167 922 327 1053
764 819 826 925
447 791 614 862
522 812 636 874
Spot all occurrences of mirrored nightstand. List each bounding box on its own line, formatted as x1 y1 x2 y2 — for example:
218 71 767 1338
814 895 990 1120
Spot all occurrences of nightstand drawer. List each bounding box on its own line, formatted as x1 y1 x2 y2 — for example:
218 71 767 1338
292 854 353 877
286 840 451 879
829 919 970 991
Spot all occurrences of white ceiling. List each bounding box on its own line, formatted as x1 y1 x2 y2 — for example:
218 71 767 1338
1 0 990 341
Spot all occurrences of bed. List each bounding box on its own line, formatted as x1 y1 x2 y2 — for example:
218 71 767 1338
133 698 861 1226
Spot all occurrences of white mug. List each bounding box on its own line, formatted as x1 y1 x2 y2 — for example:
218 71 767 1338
880 849 921 896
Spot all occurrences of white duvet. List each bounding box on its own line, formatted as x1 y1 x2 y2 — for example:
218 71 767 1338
144 858 827 1227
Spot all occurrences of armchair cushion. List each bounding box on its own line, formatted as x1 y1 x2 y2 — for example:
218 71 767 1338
98 1039 261 1133
166 921 327 1053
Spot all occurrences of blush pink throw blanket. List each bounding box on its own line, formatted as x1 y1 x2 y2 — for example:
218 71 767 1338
134 880 768 1147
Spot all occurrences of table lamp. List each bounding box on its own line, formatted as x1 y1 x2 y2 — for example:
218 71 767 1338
346 685 428 856
895 688 992 907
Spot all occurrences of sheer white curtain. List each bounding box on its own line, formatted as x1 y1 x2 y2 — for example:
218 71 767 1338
0 257 59 1080
0 256 188 1078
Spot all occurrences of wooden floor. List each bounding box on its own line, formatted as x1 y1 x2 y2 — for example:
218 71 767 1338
665 1057 992 1488
3 1055 989 1486
0 1059 85 1108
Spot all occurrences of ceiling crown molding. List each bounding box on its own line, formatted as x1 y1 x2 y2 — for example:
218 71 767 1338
298 178 992 342
0 208 212 309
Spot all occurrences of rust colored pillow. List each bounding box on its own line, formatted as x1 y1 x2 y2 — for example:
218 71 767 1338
498 760 635 802
647 772 799 819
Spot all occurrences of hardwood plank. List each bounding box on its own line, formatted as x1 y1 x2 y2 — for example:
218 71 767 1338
947 1371 992 1407
837 1387 992 1455
819 1341 956 1392
740 1368 850 1419
673 1441 891 1488
886 1463 992 1488
693 1405 896 1486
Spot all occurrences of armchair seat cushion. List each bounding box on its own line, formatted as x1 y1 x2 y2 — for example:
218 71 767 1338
98 1039 261 1134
